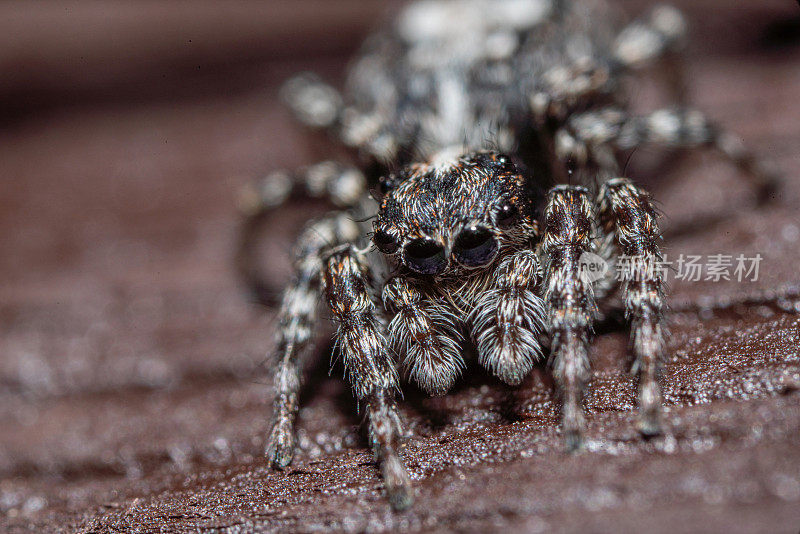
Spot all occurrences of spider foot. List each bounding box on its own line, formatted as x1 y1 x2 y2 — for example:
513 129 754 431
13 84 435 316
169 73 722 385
265 416 295 468
637 380 664 437
561 391 586 452
368 392 414 510
381 452 414 511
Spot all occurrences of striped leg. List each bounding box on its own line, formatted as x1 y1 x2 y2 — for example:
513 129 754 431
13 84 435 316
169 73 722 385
280 72 343 129
613 5 687 71
533 62 615 120
265 213 360 468
542 186 598 451
598 178 666 436
613 4 689 104
471 249 546 386
531 6 687 122
237 161 367 306
615 5 689 106
382 277 464 396
565 107 779 200
239 161 367 217
323 247 412 510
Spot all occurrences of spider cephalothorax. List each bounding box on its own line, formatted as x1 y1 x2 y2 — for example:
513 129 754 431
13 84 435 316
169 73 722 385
371 149 545 399
374 150 537 277
238 0 777 510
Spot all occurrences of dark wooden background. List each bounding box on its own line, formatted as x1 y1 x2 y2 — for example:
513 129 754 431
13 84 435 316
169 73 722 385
1 1 799 532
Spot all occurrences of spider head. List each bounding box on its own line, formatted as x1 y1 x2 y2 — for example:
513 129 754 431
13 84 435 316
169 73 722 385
372 149 537 276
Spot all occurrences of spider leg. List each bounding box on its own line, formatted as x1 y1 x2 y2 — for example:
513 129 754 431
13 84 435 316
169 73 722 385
280 73 405 164
280 72 343 130
323 247 412 510
598 178 666 436
613 5 686 72
541 185 598 451
265 213 360 468
533 62 615 120
562 107 779 201
237 161 368 306
471 249 546 385
382 277 464 396
239 161 368 217
531 5 687 122
613 5 688 105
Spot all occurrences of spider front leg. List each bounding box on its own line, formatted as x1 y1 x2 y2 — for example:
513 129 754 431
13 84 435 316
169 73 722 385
541 186 598 451
265 213 360 467
598 178 666 436
323 247 412 510
471 249 546 385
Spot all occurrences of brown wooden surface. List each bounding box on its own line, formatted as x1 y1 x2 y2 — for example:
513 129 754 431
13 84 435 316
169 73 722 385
1 1 799 532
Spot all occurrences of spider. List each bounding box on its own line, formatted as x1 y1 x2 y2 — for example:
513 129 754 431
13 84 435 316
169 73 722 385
237 0 777 510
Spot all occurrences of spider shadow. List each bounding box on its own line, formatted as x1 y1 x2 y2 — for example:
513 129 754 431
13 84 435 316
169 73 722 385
296 310 634 447
391 359 561 439
299 340 564 443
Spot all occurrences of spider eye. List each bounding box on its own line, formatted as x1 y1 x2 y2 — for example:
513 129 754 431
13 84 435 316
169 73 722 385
373 229 400 254
379 176 396 195
496 201 519 228
404 238 447 275
453 225 498 267
374 174 400 200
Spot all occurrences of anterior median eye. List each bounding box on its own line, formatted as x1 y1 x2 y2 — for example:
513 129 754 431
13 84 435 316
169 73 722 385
453 225 498 267
404 238 447 275
373 229 400 254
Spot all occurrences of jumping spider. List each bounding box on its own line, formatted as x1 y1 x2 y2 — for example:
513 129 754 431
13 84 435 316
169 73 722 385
238 0 777 509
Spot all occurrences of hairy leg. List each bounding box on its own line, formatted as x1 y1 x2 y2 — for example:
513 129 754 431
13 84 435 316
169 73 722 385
529 5 687 124
563 107 779 200
532 62 615 121
541 185 598 450
598 178 667 435
613 5 687 72
613 4 689 106
382 277 464 396
239 161 367 217
265 213 360 468
323 247 412 510
281 72 344 129
471 249 546 385
237 162 368 306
